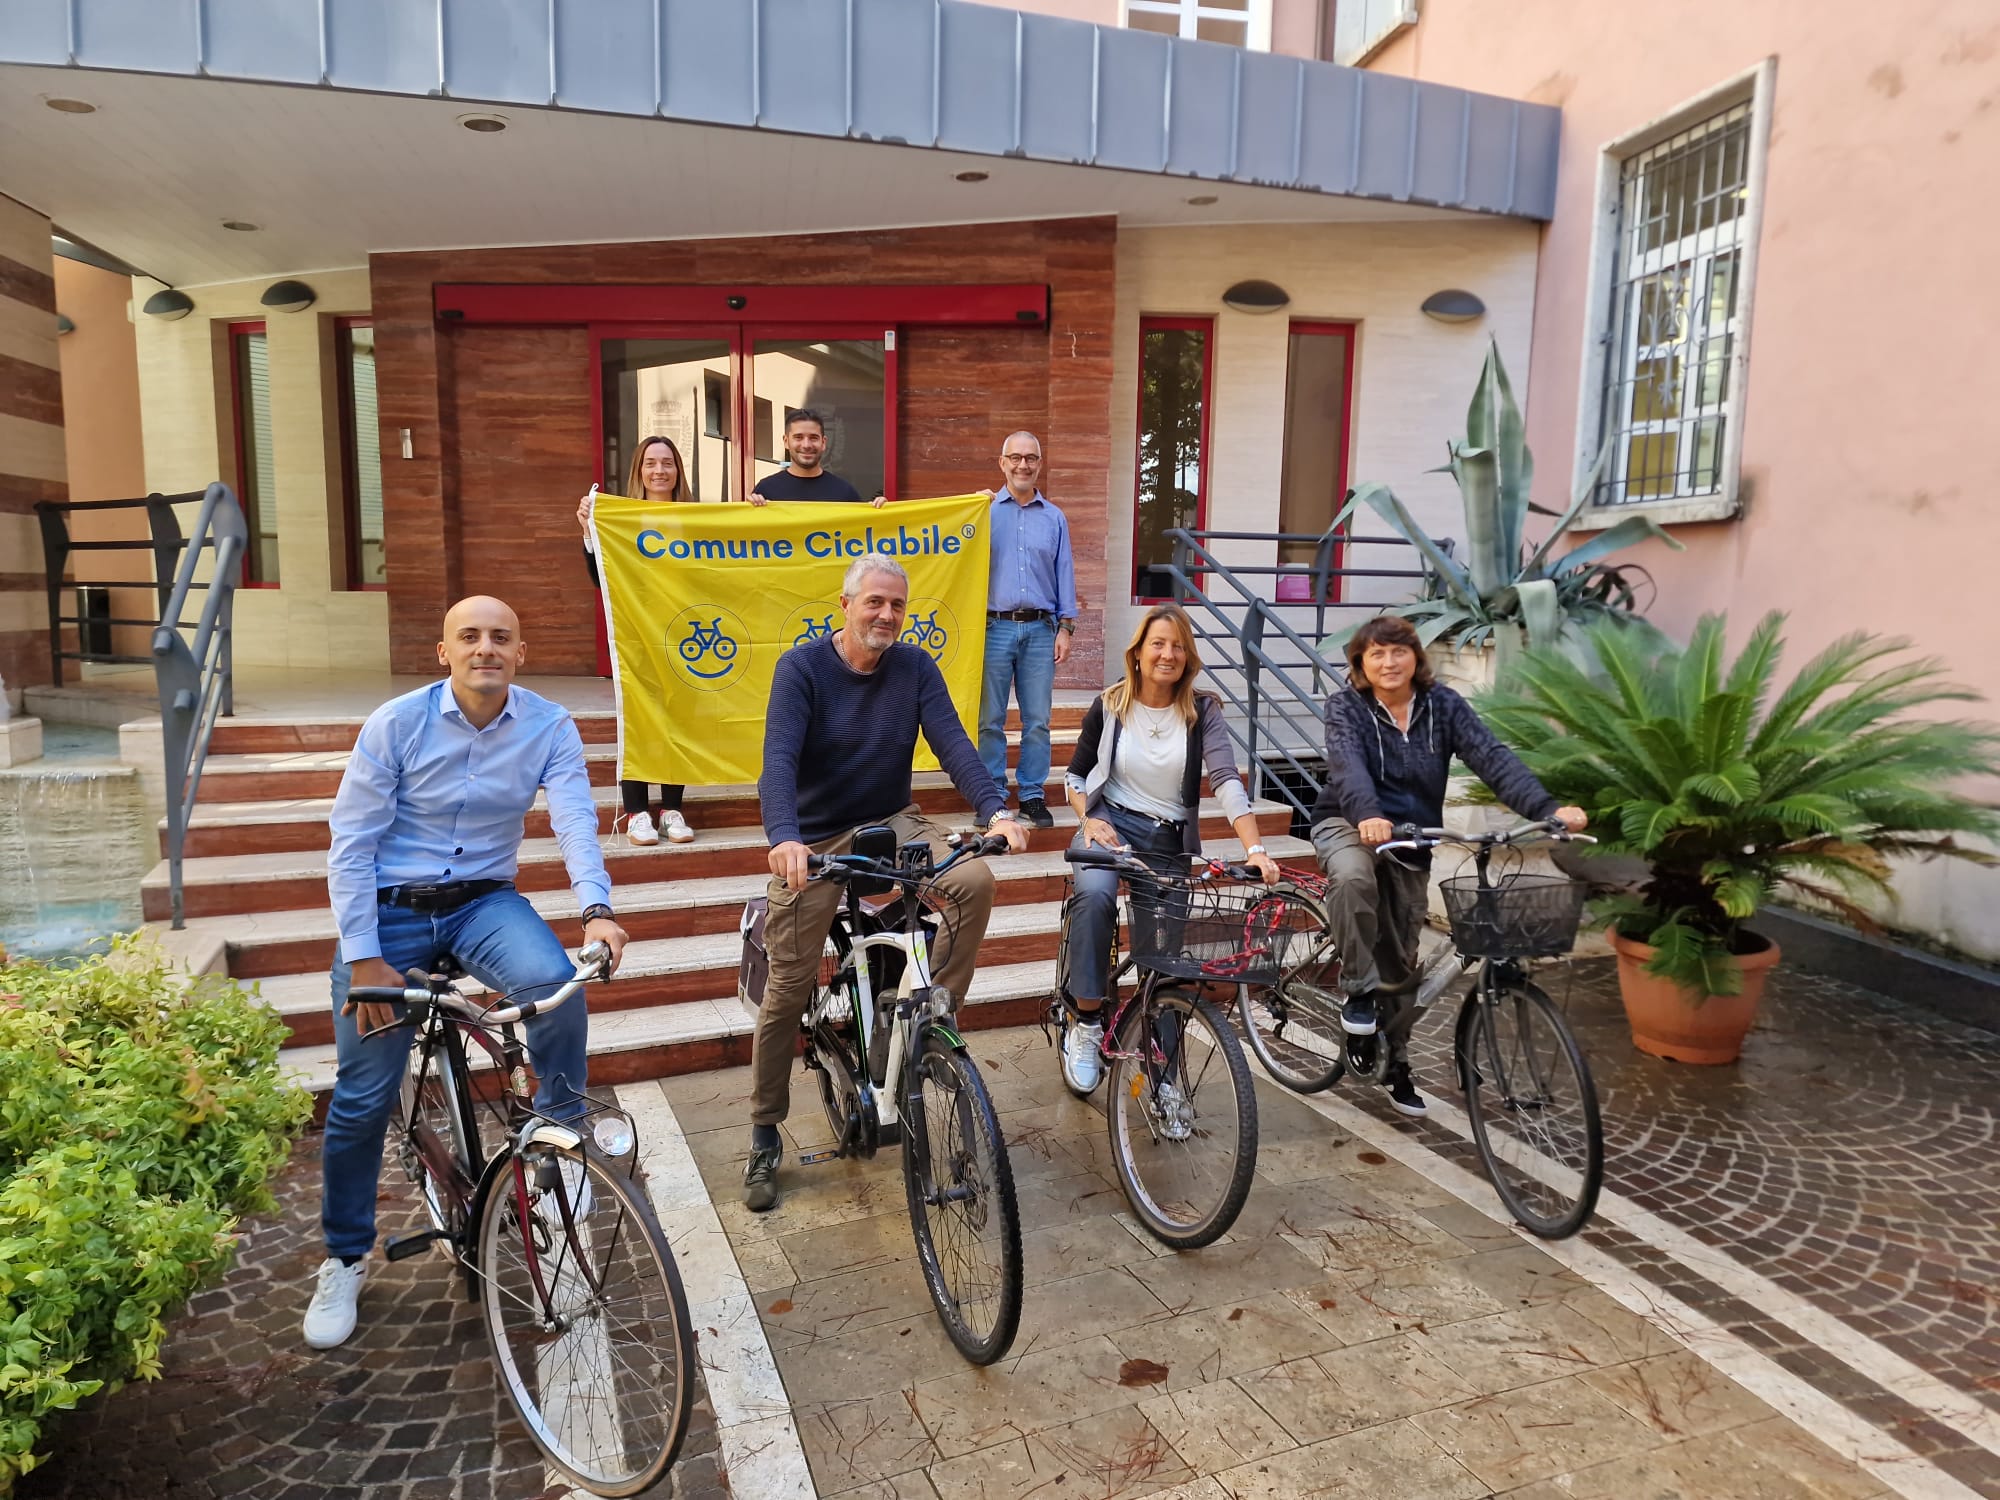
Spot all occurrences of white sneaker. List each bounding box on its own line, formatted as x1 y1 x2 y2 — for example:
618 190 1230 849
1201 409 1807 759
625 811 660 846
660 809 695 844
302 1256 366 1349
1062 1019 1105 1093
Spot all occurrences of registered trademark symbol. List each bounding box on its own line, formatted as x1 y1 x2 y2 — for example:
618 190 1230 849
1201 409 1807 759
960 524 976 539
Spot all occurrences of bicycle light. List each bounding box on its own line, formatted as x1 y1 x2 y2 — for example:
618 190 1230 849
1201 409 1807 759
593 1116 636 1157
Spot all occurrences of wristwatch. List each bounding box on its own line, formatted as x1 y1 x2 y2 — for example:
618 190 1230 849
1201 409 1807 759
1058 618 1077 635
988 809 1016 828
581 903 616 925
1245 845 1267 858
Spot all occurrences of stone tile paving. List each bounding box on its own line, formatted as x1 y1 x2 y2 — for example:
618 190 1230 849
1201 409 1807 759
670 1026 1895 1499
17 1147 727 1500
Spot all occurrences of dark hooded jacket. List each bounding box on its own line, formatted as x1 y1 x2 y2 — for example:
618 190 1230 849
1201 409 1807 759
1309 674 1558 833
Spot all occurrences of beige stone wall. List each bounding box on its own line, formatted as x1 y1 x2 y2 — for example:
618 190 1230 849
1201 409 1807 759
0 191 64 699
1104 217 1543 661
132 267 388 670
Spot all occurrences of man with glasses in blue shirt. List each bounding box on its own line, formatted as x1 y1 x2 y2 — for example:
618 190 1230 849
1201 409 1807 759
302 594 629 1350
979 431 1078 829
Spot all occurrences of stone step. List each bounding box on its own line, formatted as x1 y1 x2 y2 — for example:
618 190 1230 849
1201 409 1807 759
204 701 1091 757
168 769 1092 859
191 729 1079 804
142 802 1295 922
209 829 1307 979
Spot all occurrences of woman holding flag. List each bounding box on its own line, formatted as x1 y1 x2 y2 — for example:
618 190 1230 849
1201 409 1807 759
579 435 700 846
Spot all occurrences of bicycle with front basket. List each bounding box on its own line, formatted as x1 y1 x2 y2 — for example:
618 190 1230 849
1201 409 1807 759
797 826 1024 1364
350 942 694 1497
1235 821 1605 1238
1049 849 1288 1249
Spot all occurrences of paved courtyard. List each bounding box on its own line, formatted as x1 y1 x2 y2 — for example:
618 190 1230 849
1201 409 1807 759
17 959 2000 1498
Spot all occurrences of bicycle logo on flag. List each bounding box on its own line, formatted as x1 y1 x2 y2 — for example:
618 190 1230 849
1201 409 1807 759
897 599 960 669
668 606 751 692
792 612 837 647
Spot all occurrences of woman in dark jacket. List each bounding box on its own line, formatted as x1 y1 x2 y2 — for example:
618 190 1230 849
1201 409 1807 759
1310 615 1585 1116
1058 603 1277 1094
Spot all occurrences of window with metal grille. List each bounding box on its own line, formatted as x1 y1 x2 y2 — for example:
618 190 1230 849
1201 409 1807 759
1593 100 1754 509
1125 0 1270 50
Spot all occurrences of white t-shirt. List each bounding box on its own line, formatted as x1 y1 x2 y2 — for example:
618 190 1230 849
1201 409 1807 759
1106 703 1189 824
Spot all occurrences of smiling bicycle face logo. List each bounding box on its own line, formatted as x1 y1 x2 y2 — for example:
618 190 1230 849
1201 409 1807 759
668 605 752 692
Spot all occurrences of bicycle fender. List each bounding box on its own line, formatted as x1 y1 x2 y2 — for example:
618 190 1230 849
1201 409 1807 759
918 1018 966 1051
521 1122 583 1152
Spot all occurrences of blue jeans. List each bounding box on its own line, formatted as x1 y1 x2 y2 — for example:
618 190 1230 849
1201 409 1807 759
979 617 1058 799
320 888 588 1261
1063 802 1188 1001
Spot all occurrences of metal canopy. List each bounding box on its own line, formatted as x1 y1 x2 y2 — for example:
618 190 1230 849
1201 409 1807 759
0 0 1560 221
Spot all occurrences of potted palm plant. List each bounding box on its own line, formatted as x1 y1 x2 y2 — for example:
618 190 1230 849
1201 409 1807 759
1477 612 2000 1063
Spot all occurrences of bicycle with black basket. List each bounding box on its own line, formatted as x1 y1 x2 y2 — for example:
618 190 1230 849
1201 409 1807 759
1049 848 1291 1248
796 825 1024 1364
350 942 694 1497
1235 821 1604 1238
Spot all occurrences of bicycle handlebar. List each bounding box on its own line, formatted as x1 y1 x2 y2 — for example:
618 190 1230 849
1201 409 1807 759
1064 846 1273 885
346 940 612 1028
1374 820 1599 856
806 831 1011 887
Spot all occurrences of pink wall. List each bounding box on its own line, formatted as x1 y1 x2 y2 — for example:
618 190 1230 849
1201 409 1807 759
1371 0 2000 703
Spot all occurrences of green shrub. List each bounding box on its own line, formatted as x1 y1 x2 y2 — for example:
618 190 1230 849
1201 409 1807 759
0 938 311 1492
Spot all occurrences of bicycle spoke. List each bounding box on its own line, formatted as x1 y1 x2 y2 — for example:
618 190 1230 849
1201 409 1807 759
1462 983 1603 1238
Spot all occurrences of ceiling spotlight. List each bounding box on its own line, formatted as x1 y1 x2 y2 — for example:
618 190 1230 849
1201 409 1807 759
1186 194 1219 206
954 170 989 183
56 313 76 335
1421 289 1486 323
1221 279 1290 314
222 220 261 232
458 112 509 133
43 97 97 113
142 289 195 320
260 279 316 313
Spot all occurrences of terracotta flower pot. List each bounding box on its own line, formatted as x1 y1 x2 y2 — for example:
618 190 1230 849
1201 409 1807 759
1609 929 1781 1065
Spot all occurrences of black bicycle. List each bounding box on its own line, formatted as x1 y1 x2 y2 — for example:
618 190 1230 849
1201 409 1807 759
799 827 1024 1364
351 943 694 1496
1049 848 1277 1249
1235 821 1605 1238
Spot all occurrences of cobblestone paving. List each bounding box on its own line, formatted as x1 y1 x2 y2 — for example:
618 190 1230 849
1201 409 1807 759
18 1148 727 1500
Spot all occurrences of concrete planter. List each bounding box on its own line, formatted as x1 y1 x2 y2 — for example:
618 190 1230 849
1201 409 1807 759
1429 638 1499 696
1610 929 1782 1065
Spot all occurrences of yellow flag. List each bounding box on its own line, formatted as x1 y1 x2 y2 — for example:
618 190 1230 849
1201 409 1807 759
592 493 992 786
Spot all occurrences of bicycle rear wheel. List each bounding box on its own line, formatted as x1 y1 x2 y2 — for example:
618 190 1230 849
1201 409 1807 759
478 1142 694 1496
902 1031 1023 1364
399 1026 479 1259
1106 988 1258 1249
1459 980 1603 1238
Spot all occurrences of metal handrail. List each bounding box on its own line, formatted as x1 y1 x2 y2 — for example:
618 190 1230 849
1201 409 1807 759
1164 526 1428 826
153 482 245 929
33 492 198 682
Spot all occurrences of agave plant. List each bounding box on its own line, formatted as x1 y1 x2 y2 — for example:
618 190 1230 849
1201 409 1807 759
1326 339 1682 656
1476 612 2000 995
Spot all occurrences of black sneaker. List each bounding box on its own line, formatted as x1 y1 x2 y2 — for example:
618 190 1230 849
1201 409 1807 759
1386 1062 1427 1118
1019 798 1055 830
743 1146 782 1212
1341 990 1379 1036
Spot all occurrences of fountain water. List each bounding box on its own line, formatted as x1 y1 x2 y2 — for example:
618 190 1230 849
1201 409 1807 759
0 725 156 959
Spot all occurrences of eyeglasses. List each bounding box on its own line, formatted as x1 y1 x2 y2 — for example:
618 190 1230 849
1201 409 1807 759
1002 454 1042 464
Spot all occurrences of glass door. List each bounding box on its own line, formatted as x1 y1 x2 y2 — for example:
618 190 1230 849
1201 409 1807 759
598 333 739 501
747 333 889 501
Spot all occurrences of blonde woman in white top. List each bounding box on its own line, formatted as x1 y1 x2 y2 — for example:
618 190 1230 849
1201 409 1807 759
1057 604 1277 1093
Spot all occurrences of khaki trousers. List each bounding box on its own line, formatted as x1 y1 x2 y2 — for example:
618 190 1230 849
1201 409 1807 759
1310 816 1431 995
749 806 996 1126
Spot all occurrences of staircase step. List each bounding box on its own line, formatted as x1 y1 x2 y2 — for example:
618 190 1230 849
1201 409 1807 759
144 802 1292 922
192 730 1079 805
203 701 1091 757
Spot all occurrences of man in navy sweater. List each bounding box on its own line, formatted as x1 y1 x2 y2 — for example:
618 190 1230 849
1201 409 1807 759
746 554 1029 1210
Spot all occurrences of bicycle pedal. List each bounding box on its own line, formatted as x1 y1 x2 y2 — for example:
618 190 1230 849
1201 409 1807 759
384 1228 450 1262
798 1148 840 1165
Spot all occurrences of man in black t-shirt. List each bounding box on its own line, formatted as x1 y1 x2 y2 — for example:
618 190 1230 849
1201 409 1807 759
748 408 886 506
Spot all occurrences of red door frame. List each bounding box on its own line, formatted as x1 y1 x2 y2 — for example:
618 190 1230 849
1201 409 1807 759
440 282 1046 328
225 320 277 588
1283 320 1359 602
1133 315 1216 603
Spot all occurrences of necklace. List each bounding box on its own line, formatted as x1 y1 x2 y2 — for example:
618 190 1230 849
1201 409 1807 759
1134 700 1177 739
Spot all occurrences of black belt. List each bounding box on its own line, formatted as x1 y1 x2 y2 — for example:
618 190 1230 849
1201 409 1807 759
1105 799 1186 834
988 607 1052 622
377 878 513 913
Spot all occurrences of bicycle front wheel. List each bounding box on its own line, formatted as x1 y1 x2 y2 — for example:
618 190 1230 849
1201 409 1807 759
1459 980 1604 1238
903 1031 1023 1364
1237 896 1345 1093
1106 988 1258 1250
478 1143 695 1496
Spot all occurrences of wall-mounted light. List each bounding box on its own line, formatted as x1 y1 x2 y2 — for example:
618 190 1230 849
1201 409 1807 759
1421 289 1485 323
56 313 75 336
260 279 316 313
1222 279 1290 315
142 289 195 320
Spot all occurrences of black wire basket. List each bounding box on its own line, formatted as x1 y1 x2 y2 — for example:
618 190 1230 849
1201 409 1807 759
1439 873 1585 959
1123 872 1320 985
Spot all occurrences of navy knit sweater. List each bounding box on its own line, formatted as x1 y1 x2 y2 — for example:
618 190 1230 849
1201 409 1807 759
759 634 1004 846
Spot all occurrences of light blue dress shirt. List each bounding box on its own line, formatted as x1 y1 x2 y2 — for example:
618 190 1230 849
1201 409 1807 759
987 489 1079 620
327 680 611 962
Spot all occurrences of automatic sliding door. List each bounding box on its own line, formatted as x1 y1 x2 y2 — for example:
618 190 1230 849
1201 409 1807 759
748 337 887 500
598 336 738 501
